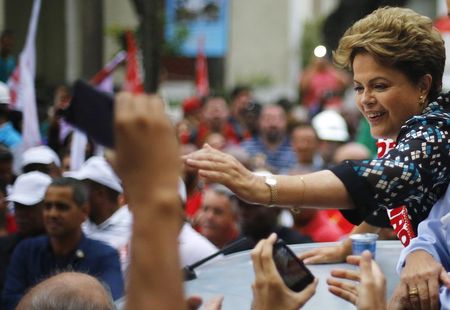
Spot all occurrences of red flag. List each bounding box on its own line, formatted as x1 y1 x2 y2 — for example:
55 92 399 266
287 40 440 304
90 51 126 87
123 31 144 94
196 37 209 97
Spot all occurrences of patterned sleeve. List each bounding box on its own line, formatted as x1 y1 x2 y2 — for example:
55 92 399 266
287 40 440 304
331 115 450 225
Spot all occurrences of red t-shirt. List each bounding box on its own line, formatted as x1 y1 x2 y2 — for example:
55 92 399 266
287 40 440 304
298 210 346 242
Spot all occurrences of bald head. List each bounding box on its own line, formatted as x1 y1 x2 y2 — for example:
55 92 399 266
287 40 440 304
16 272 115 310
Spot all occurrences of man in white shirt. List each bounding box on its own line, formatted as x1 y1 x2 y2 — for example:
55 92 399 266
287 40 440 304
177 179 218 267
66 156 132 273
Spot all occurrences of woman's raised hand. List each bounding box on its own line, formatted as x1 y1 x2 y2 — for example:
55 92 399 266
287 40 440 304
183 144 259 202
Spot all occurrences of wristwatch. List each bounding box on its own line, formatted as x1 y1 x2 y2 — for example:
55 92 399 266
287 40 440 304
264 175 278 206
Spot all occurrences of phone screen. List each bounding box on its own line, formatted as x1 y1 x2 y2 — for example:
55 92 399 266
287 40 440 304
272 239 314 292
63 80 115 148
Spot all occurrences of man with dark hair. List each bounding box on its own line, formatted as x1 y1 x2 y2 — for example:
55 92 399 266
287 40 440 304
240 104 297 173
67 156 132 273
1 177 124 309
194 95 241 146
289 122 323 174
16 272 115 310
0 171 51 305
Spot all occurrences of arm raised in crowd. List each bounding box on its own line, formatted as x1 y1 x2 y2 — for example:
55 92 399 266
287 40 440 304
114 93 185 310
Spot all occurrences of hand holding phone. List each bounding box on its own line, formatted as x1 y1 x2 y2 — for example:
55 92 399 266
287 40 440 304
272 239 315 292
251 234 317 310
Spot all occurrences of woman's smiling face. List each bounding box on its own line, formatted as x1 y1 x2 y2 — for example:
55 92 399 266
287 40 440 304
352 52 428 140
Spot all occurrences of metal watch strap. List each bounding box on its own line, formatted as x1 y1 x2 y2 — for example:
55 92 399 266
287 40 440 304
264 176 278 206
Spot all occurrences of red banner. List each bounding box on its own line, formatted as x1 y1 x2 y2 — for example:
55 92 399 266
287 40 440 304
196 37 209 97
123 31 144 94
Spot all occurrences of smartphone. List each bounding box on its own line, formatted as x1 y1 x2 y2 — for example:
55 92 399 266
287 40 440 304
62 80 115 148
272 239 314 292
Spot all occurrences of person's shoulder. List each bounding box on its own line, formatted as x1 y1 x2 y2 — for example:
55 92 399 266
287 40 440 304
0 233 20 246
412 101 450 123
16 235 47 247
400 102 450 140
11 235 48 258
111 205 133 223
180 223 212 245
0 234 22 257
179 223 217 252
83 236 118 255
178 223 218 267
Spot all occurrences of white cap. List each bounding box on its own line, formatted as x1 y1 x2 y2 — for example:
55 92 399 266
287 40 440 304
7 171 52 205
0 82 10 104
178 178 187 203
22 146 61 168
312 110 349 142
64 156 123 193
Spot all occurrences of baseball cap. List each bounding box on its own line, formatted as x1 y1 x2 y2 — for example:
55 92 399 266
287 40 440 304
64 156 123 193
21 145 62 168
7 171 52 205
312 110 349 142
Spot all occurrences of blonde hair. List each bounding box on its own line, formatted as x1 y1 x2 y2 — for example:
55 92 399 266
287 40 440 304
334 6 445 101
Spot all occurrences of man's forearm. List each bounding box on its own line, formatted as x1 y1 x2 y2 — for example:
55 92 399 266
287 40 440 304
126 192 186 310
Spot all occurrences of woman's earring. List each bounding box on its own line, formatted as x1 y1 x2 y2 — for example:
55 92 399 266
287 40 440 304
419 95 425 107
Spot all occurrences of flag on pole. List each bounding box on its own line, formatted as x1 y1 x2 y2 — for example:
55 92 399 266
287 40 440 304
8 0 42 150
123 31 144 94
69 129 88 171
90 50 126 87
196 36 209 97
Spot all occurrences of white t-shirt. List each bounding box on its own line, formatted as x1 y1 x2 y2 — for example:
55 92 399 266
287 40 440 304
178 222 220 267
82 205 132 273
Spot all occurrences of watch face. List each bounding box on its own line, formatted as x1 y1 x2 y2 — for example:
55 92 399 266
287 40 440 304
266 177 277 186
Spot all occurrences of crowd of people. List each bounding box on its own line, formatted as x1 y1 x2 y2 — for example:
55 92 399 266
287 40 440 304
0 3 449 310
184 5 450 309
